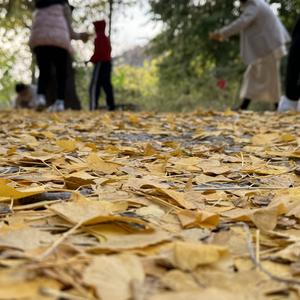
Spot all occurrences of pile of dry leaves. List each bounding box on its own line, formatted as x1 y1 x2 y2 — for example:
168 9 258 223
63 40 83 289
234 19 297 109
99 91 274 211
0 110 300 300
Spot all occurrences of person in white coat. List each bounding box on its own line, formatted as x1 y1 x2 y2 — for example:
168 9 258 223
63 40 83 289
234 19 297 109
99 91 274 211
210 0 290 110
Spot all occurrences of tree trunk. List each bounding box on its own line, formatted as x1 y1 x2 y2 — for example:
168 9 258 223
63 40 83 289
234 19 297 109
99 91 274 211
109 0 113 38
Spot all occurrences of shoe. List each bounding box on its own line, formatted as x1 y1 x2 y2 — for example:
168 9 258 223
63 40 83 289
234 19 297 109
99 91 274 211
278 95 298 112
231 105 241 112
36 95 46 111
231 98 251 111
48 100 65 112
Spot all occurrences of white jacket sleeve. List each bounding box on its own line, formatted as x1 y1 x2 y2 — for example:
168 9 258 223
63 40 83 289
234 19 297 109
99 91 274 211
219 2 259 38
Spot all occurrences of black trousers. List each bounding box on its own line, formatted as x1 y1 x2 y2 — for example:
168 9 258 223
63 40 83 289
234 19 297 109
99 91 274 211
34 46 68 101
89 61 115 111
285 38 300 101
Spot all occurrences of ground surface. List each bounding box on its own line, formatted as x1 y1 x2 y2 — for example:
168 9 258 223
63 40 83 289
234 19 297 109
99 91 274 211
0 110 300 299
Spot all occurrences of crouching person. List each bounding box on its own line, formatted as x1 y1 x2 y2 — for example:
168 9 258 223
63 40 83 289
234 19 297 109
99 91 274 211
13 83 37 109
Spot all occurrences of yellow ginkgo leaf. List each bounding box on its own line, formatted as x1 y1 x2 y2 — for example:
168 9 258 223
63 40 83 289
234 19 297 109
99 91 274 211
56 139 77 152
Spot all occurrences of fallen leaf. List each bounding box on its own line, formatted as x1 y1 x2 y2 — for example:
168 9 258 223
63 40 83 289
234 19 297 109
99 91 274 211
149 289 240 300
0 278 61 300
56 139 77 152
177 210 219 229
0 180 45 201
221 203 286 231
172 241 230 271
0 226 55 251
86 152 121 174
161 270 199 291
83 254 144 300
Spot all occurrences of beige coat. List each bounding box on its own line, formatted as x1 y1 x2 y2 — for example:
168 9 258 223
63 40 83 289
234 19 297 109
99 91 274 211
29 4 80 53
219 0 290 65
240 46 286 103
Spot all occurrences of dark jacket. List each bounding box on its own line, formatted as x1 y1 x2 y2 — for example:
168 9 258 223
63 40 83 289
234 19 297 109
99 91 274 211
90 20 112 63
35 0 67 8
292 16 300 41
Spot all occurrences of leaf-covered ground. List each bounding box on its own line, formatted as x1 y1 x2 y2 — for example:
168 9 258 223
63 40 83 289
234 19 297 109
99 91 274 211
0 110 300 300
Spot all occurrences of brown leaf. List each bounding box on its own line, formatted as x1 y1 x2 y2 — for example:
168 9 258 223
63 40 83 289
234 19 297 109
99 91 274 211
83 254 145 300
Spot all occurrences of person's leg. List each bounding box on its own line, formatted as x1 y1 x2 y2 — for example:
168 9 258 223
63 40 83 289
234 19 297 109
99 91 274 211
53 47 68 101
95 64 102 110
46 47 68 112
89 63 102 111
101 62 115 111
34 46 52 108
239 98 251 110
278 40 300 111
285 41 300 101
273 58 281 111
235 65 253 111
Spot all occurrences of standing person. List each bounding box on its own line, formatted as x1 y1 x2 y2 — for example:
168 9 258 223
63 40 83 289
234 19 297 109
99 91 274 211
30 0 88 112
89 20 115 111
45 4 83 111
278 16 300 112
210 0 290 110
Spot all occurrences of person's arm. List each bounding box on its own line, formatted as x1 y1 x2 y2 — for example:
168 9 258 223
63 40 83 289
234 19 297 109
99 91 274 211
218 2 259 39
64 5 89 41
64 4 80 40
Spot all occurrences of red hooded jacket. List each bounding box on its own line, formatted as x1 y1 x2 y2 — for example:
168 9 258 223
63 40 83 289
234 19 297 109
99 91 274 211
90 20 112 63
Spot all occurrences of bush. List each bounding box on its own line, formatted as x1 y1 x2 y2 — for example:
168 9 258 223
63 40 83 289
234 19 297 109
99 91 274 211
112 60 159 108
110 59 243 112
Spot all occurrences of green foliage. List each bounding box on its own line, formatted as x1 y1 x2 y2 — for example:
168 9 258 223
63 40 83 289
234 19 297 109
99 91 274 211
110 60 241 112
149 0 300 110
275 0 300 30
113 61 158 103
150 0 240 79
0 52 15 107
0 0 33 29
70 61 159 111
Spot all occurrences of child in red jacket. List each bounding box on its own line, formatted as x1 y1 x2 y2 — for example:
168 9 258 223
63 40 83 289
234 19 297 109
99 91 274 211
89 20 115 111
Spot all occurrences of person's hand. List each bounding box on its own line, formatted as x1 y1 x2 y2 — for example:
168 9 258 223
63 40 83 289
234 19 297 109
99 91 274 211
209 32 224 42
80 32 91 43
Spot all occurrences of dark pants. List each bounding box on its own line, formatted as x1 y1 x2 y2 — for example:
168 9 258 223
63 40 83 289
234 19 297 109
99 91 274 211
285 38 300 101
45 54 82 110
89 61 115 111
34 46 68 101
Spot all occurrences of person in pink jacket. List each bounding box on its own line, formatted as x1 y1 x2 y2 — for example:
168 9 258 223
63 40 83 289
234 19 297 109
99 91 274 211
30 0 88 112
